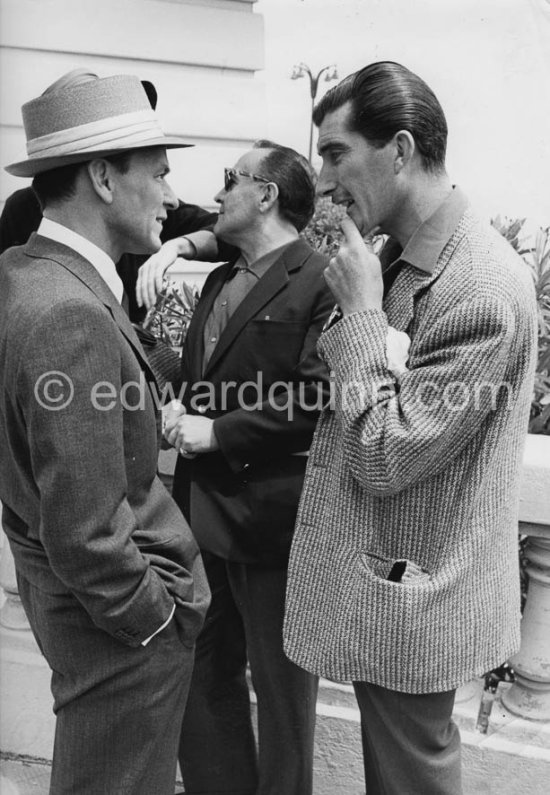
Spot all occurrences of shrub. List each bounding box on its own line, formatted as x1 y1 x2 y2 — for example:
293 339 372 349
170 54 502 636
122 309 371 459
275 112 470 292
301 197 346 257
491 217 550 435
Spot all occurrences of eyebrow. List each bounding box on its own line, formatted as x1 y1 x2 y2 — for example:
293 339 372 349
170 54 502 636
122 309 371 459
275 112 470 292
317 141 348 157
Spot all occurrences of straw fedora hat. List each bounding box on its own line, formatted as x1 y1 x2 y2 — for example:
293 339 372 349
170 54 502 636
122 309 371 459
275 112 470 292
6 72 192 178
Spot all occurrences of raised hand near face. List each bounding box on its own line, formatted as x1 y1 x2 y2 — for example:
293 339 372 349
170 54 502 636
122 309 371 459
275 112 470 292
323 216 384 316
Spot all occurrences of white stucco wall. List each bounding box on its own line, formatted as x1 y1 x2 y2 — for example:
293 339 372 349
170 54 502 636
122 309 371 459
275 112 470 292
0 0 266 210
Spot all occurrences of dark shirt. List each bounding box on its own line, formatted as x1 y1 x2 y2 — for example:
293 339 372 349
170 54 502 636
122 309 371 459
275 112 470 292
202 242 293 374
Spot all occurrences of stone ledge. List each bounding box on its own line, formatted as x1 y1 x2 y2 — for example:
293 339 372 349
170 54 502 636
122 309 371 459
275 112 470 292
454 679 550 756
519 434 550 525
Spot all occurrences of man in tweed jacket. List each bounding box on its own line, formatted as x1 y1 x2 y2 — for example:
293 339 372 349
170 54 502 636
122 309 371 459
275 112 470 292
283 61 537 794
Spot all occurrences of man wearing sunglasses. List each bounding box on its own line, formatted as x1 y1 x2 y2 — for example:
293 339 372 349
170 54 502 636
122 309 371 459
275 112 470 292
155 141 333 795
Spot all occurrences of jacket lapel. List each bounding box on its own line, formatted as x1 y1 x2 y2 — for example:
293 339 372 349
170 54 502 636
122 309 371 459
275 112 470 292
25 234 158 387
202 238 310 378
384 213 469 333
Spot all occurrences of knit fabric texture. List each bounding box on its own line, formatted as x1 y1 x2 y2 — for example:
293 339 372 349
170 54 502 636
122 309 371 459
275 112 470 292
283 208 538 693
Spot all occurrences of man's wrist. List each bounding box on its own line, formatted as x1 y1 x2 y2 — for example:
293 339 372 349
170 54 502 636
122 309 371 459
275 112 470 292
341 301 383 316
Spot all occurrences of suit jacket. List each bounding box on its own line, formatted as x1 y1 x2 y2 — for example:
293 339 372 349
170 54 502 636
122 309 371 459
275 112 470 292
172 237 333 566
0 234 210 647
284 204 538 693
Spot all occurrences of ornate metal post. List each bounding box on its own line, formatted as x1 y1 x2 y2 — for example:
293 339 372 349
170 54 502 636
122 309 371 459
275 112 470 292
291 62 338 162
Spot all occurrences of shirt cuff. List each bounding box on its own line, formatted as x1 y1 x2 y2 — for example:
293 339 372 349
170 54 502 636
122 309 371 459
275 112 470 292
141 603 176 646
386 326 410 378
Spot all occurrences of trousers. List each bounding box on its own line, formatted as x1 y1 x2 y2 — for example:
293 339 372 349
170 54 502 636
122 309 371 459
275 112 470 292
353 681 462 795
18 573 194 795
179 551 319 795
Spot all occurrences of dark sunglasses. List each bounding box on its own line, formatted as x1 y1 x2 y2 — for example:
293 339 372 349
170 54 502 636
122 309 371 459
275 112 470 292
223 167 272 192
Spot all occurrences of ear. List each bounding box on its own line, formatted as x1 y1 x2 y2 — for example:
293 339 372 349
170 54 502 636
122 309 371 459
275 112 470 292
258 181 279 213
393 131 415 174
86 159 115 205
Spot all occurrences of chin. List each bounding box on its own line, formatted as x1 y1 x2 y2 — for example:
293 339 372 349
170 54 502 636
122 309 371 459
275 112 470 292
128 240 160 256
346 207 362 229
355 217 373 237
147 235 162 253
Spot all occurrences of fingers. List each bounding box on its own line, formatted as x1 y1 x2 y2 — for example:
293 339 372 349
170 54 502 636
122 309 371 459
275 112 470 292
164 414 187 446
136 256 165 309
136 241 179 309
166 425 182 449
322 216 384 314
161 400 186 434
363 225 381 252
339 216 365 249
340 217 381 251
164 416 198 459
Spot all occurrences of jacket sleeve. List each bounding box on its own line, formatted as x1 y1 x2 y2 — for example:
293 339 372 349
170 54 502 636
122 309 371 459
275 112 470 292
319 295 523 496
161 200 236 262
16 299 177 645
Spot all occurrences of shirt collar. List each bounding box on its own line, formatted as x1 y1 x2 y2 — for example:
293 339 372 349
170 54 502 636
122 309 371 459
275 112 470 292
231 241 295 278
37 218 124 303
395 186 469 274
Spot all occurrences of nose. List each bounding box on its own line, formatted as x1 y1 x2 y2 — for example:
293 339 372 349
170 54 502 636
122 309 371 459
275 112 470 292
213 187 224 204
163 180 179 210
316 162 335 199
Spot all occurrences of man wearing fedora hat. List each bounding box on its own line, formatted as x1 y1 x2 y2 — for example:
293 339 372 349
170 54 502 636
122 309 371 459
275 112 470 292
0 69 236 323
0 71 211 794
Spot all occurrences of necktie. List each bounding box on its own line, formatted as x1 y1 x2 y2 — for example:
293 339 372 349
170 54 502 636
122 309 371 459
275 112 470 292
383 260 404 298
121 290 130 317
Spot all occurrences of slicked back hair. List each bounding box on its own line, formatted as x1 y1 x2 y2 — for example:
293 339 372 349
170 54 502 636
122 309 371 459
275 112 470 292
312 61 448 173
253 139 316 232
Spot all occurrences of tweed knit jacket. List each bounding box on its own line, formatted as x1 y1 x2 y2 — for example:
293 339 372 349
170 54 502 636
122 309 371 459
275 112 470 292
283 191 537 694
